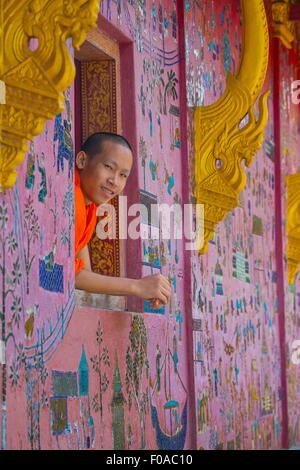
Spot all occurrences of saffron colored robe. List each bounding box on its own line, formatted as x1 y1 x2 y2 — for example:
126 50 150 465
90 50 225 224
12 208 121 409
75 168 97 275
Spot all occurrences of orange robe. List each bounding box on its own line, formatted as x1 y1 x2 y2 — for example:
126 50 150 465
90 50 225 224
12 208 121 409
75 168 97 275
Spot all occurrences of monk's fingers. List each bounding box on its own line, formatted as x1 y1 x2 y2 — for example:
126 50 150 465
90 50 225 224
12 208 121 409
161 277 172 292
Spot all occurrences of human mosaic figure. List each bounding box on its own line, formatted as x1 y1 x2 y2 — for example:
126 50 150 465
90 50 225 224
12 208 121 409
75 132 171 308
25 141 35 190
54 113 74 180
37 152 47 203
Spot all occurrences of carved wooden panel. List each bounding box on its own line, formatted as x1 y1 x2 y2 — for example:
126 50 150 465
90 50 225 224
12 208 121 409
80 59 120 276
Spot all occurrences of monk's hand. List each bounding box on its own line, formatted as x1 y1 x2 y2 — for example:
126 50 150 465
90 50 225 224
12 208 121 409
134 274 171 306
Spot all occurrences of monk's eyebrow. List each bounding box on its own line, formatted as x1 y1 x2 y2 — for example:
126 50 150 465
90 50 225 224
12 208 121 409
103 158 117 167
104 159 130 173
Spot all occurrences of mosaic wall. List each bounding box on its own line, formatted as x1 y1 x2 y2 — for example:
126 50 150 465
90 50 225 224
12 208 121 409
278 33 300 448
185 0 284 450
0 0 299 450
0 39 76 449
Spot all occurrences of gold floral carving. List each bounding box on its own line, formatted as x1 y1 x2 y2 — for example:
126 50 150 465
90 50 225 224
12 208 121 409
81 60 117 138
286 173 300 285
0 81 5 104
80 59 120 277
194 0 270 254
0 0 100 192
272 0 295 49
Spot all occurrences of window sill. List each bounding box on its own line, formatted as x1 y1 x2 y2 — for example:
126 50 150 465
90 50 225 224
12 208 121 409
75 288 126 311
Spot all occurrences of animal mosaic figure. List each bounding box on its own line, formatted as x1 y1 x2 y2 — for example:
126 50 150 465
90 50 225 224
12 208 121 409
157 114 163 148
54 113 74 180
43 239 57 272
25 304 39 339
159 241 166 266
171 0 177 41
173 119 180 148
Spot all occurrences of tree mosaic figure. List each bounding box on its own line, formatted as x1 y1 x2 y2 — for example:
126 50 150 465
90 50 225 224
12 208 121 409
173 328 178 373
156 344 162 392
90 321 110 447
0 201 24 449
126 315 149 449
111 354 125 450
24 195 40 294
163 70 178 115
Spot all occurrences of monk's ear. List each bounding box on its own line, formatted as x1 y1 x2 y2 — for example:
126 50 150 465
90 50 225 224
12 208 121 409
76 151 88 170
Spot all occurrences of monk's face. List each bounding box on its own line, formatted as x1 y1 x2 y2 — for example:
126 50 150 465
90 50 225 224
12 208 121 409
76 140 133 206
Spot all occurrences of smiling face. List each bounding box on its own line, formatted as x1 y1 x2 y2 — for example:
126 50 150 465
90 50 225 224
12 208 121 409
76 139 133 206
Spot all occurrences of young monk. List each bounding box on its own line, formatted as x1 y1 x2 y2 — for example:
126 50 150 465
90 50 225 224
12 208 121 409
75 132 171 308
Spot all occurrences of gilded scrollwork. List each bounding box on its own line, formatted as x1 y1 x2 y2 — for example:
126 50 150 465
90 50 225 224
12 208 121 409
0 0 100 192
194 0 270 254
286 173 300 285
272 0 295 49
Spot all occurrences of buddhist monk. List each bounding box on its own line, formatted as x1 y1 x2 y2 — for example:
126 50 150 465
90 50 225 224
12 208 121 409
75 132 171 308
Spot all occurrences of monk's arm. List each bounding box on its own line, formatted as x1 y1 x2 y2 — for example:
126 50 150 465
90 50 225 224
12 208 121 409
76 245 135 295
75 245 171 304
75 268 139 296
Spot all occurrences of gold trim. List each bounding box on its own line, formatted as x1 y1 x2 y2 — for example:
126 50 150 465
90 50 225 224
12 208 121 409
82 29 122 134
286 172 300 285
272 0 295 49
0 81 5 104
0 0 100 192
194 0 270 254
